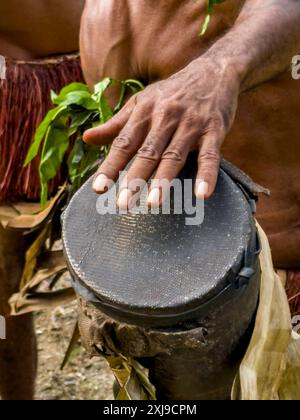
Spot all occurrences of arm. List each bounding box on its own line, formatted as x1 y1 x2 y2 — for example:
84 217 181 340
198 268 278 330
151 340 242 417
207 0 300 90
84 0 300 209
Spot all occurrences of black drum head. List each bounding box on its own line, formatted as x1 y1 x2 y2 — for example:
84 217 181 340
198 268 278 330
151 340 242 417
62 155 255 326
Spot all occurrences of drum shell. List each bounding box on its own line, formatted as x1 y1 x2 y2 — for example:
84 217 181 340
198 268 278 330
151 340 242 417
63 154 263 399
78 261 260 400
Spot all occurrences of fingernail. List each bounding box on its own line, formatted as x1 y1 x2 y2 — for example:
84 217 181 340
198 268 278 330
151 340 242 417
118 189 133 210
147 188 161 208
93 174 109 193
196 181 209 199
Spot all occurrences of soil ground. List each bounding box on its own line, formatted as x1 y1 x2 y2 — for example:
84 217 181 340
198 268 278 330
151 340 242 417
35 299 114 400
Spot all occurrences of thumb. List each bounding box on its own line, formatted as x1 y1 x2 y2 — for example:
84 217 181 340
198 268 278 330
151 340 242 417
83 99 134 146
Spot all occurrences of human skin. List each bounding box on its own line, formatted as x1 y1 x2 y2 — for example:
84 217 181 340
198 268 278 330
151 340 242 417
0 0 84 400
80 0 300 268
0 0 84 59
0 227 37 400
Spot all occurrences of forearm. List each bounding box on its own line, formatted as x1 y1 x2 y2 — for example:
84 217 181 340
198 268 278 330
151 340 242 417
203 0 300 91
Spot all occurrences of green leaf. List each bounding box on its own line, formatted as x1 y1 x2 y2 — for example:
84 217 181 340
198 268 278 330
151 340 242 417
24 105 69 166
68 141 101 191
78 146 102 180
50 90 58 103
55 91 98 110
91 78 115 123
114 83 127 113
92 78 112 104
67 138 85 185
99 96 114 123
200 0 226 36
39 127 69 205
53 83 90 105
200 14 211 36
70 111 95 128
25 77 145 203
114 79 145 112
208 0 225 14
68 110 96 136
125 79 145 94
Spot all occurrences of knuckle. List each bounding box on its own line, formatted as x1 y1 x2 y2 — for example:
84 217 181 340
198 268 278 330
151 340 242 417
199 149 220 165
138 102 153 116
154 107 173 122
137 143 160 162
137 94 154 111
111 134 133 153
131 93 139 105
156 100 183 120
162 147 185 164
208 112 228 133
182 112 200 126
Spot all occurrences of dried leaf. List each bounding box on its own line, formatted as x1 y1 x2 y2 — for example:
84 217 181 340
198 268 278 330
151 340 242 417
37 250 66 272
12 202 43 215
60 321 80 370
99 352 156 400
232 222 300 400
9 287 75 316
20 266 67 297
278 332 300 400
0 204 19 227
19 224 51 290
5 185 67 231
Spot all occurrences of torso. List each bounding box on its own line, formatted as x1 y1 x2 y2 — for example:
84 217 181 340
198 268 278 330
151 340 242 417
1 0 299 268
80 0 242 84
0 0 84 59
80 0 300 268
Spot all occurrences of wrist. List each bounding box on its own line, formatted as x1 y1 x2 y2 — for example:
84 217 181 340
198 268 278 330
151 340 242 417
209 45 250 87
192 51 247 94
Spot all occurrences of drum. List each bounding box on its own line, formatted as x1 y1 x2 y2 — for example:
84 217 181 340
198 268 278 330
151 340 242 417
62 153 262 400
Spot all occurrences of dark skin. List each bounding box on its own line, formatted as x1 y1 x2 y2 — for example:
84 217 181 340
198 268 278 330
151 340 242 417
0 0 299 400
0 0 84 59
0 227 37 400
81 0 300 268
0 0 84 400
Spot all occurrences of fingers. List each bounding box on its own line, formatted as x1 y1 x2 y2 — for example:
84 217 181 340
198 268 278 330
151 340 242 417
83 96 135 146
89 84 223 209
147 118 200 207
117 111 179 209
195 131 223 200
92 108 150 193
148 123 224 206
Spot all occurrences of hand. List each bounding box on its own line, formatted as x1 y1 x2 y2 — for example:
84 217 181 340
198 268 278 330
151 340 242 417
83 58 240 209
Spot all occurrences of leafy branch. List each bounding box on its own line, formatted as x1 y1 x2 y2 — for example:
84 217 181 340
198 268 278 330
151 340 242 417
25 78 144 206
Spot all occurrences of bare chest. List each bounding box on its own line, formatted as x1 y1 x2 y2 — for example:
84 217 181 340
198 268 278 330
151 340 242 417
80 0 244 85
